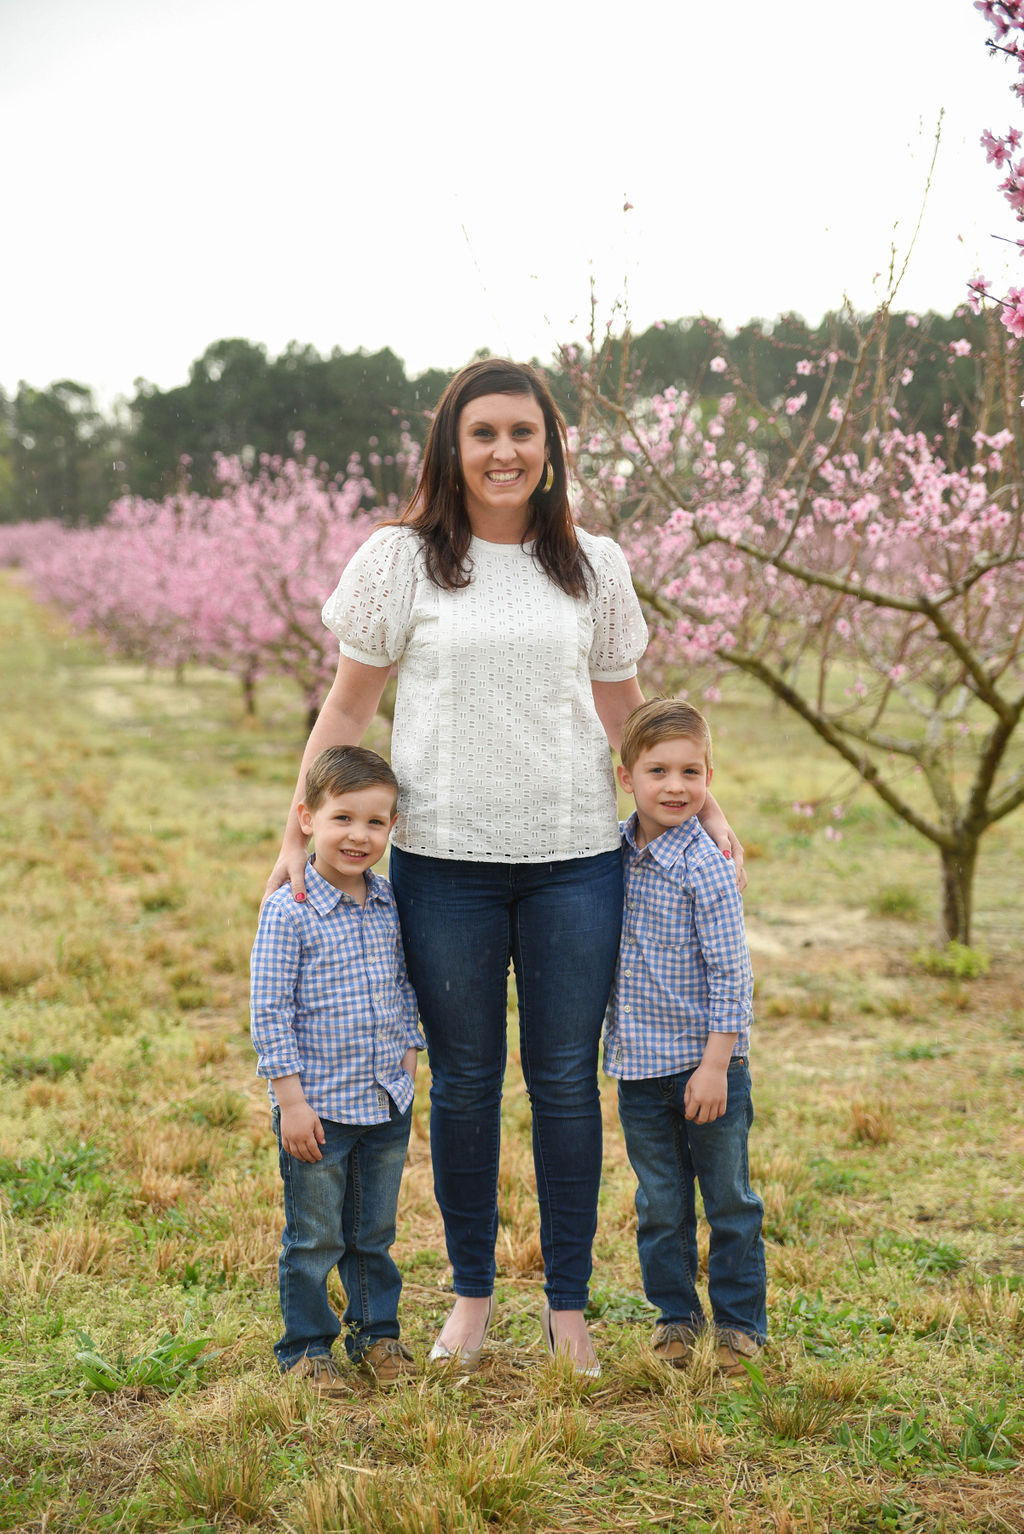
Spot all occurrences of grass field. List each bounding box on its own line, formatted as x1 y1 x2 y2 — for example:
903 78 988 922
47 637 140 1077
1 574 1023 1534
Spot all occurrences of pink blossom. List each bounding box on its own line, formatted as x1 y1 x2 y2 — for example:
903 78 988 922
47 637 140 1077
949 339 972 357
900 368 914 386
784 393 807 416
709 357 727 374
796 359 813 376
982 128 1012 165
905 314 920 329
999 286 1024 338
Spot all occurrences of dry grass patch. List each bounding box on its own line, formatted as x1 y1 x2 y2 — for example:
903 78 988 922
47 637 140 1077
160 1433 276 1526
849 1096 898 1146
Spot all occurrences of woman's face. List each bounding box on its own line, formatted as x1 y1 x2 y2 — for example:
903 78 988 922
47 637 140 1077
456 391 548 540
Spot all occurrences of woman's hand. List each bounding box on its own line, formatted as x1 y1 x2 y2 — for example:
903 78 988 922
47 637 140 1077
699 793 747 891
723 827 746 892
264 832 311 908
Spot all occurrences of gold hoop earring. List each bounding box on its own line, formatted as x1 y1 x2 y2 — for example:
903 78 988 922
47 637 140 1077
542 460 555 494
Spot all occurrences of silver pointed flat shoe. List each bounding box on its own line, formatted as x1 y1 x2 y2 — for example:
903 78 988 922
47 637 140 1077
541 1301 600 1378
428 1295 494 1373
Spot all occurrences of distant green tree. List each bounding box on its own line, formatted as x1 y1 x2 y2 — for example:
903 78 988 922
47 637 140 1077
128 338 277 496
3 381 122 524
126 340 454 499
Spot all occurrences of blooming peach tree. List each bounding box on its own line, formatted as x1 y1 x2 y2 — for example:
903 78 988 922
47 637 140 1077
568 297 1022 945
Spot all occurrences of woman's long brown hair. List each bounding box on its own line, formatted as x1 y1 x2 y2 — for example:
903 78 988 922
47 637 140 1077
397 359 593 598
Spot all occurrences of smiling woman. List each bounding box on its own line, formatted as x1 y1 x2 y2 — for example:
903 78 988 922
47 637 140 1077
456 394 549 538
264 358 744 1379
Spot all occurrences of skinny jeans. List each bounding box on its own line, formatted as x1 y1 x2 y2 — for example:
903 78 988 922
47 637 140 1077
389 845 622 1310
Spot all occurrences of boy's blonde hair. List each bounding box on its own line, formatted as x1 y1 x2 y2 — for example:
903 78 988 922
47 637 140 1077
303 746 399 812
619 699 713 772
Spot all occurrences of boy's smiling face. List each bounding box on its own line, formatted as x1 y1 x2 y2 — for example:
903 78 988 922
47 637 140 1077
297 785 397 896
617 735 712 847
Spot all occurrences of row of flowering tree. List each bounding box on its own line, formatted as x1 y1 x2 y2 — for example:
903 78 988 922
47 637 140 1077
0 436 419 726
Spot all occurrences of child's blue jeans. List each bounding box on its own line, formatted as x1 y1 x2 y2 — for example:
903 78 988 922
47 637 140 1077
617 1058 767 1344
272 1101 412 1370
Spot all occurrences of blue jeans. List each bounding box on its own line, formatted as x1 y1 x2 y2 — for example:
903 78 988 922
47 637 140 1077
389 846 623 1310
617 1059 767 1343
272 1102 412 1370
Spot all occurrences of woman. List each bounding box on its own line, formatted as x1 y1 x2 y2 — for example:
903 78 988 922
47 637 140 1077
266 359 742 1375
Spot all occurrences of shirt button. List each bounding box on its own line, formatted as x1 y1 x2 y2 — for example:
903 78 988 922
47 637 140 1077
623 968 632 977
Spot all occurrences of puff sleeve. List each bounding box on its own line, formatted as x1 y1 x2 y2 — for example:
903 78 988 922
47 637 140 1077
321 526 422 667
586 534 649 680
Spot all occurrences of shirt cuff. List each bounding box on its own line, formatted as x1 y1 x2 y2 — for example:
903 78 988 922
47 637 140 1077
589 663 639 683
256 1054 303 1081
336 640 395 668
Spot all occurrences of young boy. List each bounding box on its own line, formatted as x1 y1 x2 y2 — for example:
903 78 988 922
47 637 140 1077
604 699 766 1379
250 745 424 1393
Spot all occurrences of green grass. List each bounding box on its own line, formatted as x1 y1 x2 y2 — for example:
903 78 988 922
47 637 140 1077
1 575 1023 1532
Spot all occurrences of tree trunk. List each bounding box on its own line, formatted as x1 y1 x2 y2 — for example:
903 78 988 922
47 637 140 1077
241 667 257 716
940 840 978 945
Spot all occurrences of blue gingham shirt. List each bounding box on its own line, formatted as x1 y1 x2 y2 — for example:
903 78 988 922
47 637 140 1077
250 861 424 1124
604 814 753 1080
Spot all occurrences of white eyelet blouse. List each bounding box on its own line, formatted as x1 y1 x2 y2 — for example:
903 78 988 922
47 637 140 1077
321 525 648 863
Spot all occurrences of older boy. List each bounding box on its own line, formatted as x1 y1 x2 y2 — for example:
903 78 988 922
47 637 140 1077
251 746 424 1392
605 699 766 1378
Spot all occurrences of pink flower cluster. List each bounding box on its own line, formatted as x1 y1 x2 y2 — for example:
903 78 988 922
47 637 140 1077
0 444 420 712
567 333 1024 724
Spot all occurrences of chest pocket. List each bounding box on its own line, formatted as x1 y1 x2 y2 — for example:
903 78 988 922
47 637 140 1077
631 867 695 948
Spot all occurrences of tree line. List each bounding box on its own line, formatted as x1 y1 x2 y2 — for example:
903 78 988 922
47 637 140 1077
0 307 997 526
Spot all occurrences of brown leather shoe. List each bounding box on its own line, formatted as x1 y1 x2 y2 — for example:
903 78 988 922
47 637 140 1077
651 1322 699 1369
282 1353 347 1398
359 1338 416 1386
716 1328 760 1381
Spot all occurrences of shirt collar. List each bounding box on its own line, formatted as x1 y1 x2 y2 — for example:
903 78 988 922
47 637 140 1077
622 811 703 868
304 858 386 915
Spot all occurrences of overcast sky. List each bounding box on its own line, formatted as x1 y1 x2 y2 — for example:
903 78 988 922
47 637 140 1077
0 0 1016 408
